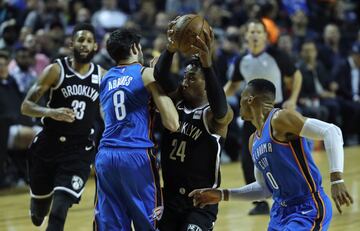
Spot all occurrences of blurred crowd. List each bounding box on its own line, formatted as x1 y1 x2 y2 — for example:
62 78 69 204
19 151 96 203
1 0 360 189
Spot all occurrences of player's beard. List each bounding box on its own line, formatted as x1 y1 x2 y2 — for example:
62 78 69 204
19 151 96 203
73 48 95 64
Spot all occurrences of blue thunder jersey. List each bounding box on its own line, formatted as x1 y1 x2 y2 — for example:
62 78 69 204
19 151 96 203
99 63 155 149
252 108 323 204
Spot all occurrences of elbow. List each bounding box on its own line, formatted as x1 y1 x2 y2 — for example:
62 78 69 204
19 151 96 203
326 124 344 145
163 120 179 132
162 114 180 132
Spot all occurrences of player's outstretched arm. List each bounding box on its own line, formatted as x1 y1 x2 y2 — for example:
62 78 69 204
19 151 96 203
21 63 75 123
189 167 272 208
143 67 179 132
272 109 354 213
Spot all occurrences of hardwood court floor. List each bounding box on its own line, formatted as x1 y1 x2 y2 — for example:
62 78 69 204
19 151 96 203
0 146 359 231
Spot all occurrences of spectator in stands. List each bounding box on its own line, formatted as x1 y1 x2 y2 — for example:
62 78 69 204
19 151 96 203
277 33 297 61
298 40 340 124
23 0 66 32
0 50 40 188
92 33 115 70
8 33 50 76
9 46 37 94
290 10 318 53
91 0 128 36
318 24 344 72
0 19 19 54
165 0 201 15
332 42 360 145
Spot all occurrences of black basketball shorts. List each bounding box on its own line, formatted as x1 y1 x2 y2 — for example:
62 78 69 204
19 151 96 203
159 190 218 231
28 131 94 203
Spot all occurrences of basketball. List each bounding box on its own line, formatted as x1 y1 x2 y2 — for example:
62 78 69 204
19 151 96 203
171 14 211 55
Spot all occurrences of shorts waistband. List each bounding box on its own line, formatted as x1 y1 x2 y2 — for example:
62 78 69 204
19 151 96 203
275 190 324 207
98 146 154 153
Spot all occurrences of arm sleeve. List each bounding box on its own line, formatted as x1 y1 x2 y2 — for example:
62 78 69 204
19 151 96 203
299 118 344 173
228 56 244 82
228 167 272 201
202 67 228 119
153 50 179 93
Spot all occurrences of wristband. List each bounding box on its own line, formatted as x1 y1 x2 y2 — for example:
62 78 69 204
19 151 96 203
222 189 229 201
330 179 344 185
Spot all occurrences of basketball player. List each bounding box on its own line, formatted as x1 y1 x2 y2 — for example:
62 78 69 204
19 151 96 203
224 19 303 215
190 79 353 230
94 28 179 231
21 23 105 231
154 26 233 230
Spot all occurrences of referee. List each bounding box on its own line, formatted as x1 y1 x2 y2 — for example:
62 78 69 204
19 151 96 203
224 19 302 215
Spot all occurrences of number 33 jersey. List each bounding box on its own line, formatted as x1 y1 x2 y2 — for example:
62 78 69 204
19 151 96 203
161 101 225 192
99 63 155 149
43 57 100 135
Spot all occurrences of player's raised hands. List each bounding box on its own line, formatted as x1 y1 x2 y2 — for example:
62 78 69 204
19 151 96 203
48 107 75 123
188 188 222 208
167 16 181 53
331 181 353 214
190 28 214 68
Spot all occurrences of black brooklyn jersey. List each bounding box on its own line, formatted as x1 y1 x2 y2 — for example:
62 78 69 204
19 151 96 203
43 57 100 135
161 101 225 192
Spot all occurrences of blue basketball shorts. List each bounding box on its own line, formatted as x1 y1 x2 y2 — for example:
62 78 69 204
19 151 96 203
268 190 332 231
94 148 162 231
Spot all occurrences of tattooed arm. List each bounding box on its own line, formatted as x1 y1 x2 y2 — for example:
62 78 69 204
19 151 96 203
21 63 75 123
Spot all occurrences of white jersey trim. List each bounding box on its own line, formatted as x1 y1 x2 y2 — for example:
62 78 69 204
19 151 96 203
30 190 54 199
54 186 85 198
65 57 94 79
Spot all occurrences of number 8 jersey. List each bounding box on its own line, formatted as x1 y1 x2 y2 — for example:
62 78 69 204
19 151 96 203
43 57 101 135
99 63 155 149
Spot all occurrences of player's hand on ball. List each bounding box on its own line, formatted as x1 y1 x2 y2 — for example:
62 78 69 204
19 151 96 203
49 107 76 123
167 16 180 53
331 182 353 214
188 188 221 208
190 27 214 68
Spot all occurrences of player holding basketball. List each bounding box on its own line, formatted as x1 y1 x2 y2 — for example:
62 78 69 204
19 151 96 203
94 28 179 231
154 19 233 230
190 79 353 230
21 23 105 231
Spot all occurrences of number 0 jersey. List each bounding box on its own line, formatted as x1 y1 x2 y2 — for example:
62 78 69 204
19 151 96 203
99 63 155 149
43 57 100 135
161 101 224 192
252 109 323 204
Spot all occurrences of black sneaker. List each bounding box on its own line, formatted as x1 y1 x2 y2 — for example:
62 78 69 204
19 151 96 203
248 201 270 215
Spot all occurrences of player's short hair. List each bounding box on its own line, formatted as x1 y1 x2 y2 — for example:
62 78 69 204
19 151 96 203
72 23 95 38
184 56 202 72
106 28 141 63
247 79 276 101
